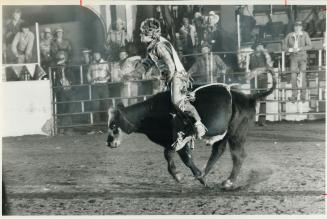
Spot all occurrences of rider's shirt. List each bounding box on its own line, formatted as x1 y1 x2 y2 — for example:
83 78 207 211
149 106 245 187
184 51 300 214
143 36 187 85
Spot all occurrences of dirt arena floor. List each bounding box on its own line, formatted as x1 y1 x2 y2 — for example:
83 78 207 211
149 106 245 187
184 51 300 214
2 121 326 215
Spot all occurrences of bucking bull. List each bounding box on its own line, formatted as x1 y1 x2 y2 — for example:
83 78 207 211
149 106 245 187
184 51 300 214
106 69 276 189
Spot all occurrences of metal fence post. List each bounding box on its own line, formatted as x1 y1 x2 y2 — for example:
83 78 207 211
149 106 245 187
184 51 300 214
318 49 322 69
79 65 84 84
49 66 57 136
316 72 319 112
89 84 93 124
281 51 285 72
79 65 85 114
276 71 281 121
210 52 213 83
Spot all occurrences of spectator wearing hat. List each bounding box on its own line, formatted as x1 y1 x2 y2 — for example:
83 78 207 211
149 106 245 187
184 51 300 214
246 42 274 126
51 27 72 63
40 27 53 71
203 11 223 52
11 21 35 64
81 48 92 65
87 51 111 124
188 44 227 84
283 20 312 102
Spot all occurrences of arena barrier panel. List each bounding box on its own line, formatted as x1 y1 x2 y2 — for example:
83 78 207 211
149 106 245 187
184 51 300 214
49 64 160 134
49 51 326 135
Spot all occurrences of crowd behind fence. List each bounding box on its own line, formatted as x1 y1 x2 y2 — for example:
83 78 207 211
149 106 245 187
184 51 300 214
50 49 326 134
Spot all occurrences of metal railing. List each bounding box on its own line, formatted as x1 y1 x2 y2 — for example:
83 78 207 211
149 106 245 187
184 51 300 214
49 64 159 134
49 50 326 134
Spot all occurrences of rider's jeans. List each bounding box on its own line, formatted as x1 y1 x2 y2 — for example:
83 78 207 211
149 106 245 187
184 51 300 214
171 73 201 122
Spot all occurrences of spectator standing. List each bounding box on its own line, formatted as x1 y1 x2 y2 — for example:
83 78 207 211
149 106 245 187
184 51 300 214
11 22 35 64
51 28 73 63
111 50 127 83
179 17 197 53
4 9 25 63
179 17 197 70
40 27 53 72
246 42 273 126
87 52 111 124
106 19 128 61
5 9 24 44
283 20 312 102
188 44 227 84
81 48 92 65
193 12 205 47
204 11 222 52
52 51 75 135
118 49 145 105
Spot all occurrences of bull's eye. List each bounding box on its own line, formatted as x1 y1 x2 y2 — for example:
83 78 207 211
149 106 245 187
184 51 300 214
109 123 117 129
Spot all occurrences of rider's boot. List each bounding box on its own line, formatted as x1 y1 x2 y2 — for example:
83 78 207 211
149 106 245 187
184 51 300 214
183 103 207 139
194 121 206 139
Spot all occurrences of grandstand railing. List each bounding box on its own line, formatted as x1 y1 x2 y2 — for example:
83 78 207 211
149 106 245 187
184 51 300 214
49 50 326 135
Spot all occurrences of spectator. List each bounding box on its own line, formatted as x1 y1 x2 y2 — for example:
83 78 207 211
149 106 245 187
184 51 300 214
87 52 110 124
4 8 24 45
52 51 75 135
188 44 227 84
203 11 222 52
111 50 127 83
40 27 53 72
120 49 145 105
306 7 326 38
179 17 197 53
119 50 144 82
105 19 128 61
193 12 205 47
11 21 35 63
246 42 273 126
283 20 312 102
51 27 72 63
81 48 92 65
179 17 197 70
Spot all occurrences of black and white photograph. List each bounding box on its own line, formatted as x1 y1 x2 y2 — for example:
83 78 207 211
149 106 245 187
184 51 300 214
1 0 326 216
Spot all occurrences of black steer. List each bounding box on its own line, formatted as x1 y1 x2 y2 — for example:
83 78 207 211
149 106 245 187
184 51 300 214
107 70 276 189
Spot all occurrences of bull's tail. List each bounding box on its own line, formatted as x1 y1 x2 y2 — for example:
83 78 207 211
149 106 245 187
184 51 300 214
251 68 276 100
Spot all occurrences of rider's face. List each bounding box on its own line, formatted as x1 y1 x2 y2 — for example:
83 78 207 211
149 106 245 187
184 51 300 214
140 33 153 43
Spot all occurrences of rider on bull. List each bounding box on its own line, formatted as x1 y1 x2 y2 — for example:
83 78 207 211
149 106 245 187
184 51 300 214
139 18 207 149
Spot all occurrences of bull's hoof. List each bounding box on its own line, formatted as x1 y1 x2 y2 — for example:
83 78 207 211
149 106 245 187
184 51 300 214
195 175 208 187
221 179 234 190
174 172 183 183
